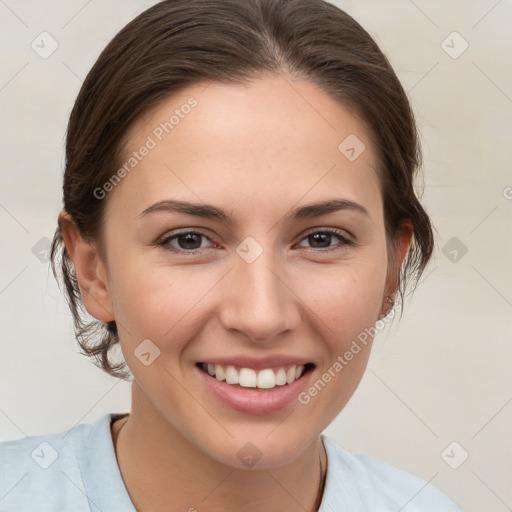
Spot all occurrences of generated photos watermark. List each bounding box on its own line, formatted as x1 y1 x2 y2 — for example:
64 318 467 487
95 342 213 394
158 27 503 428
297 306 397 405
93 97 198 200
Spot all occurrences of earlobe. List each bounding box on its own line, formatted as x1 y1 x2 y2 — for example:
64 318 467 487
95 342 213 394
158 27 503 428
395 220 414 268
58 210 115 323
382 220 414 311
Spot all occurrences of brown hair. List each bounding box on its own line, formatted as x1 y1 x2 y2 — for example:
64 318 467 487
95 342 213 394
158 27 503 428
50 0 434 380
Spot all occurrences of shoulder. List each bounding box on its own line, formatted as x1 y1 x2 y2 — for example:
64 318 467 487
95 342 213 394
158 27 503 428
320 435 463 512
0 417 96 470
0 413 133 511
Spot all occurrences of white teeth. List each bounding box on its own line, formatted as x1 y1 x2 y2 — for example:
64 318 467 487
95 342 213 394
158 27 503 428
215 364 225 381
257 369 276 389
286 366 296 384
275 368 287 385
225 365 239 385
239 368 257 387
203 363 307 389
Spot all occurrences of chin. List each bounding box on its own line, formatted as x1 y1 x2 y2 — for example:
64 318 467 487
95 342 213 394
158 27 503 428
197 428 317 471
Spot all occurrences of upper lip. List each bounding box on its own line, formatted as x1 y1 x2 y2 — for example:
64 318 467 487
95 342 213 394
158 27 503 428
197 355 315 370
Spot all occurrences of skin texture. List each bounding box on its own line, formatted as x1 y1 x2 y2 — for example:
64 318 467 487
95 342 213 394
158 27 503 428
60 73 412 512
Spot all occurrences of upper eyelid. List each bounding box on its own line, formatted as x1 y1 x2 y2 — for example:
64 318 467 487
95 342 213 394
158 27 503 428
301 226 352 239
161 228 217 243
296 228 353 247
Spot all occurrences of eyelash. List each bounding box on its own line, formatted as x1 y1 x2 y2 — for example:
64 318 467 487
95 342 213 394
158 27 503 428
156 228 354 255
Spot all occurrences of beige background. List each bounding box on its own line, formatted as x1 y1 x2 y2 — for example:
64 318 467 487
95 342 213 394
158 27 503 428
1 1 511 510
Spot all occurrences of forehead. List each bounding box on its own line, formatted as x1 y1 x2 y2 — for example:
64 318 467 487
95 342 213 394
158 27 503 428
108 74 381 222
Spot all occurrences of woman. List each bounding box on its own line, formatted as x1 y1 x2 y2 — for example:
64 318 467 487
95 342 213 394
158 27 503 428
0 0 462 510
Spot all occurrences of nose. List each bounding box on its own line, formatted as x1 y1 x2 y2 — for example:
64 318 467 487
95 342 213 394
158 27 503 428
218 248 301 343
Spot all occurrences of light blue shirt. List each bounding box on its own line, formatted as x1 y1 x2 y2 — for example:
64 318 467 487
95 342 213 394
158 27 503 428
0 413 462 511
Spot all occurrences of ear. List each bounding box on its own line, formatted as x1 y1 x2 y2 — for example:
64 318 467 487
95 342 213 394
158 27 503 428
58 209 115 322
383 219 414 303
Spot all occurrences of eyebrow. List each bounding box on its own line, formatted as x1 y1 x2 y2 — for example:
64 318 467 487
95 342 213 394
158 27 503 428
137 198 370 223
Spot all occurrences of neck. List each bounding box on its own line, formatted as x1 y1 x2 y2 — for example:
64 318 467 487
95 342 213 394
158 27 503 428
113 383 327 512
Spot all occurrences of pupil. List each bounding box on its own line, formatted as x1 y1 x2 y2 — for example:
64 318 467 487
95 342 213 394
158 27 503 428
310 233 330 248
180 233 201 249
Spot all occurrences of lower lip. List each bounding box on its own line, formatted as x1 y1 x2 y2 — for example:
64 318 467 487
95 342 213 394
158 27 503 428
195 365 313 415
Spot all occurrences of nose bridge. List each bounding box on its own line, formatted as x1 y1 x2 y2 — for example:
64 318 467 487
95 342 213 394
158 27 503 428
219 241 298 341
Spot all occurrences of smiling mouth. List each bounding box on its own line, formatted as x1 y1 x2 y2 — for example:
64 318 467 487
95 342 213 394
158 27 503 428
196 362 315 390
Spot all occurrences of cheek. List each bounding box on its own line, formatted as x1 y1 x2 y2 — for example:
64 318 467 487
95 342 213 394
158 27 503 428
108 238 388 354
295 261 386 419
299 256 387 340
108 258 217 348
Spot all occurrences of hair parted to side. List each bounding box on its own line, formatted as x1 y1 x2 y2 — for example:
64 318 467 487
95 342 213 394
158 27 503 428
50 0 434 380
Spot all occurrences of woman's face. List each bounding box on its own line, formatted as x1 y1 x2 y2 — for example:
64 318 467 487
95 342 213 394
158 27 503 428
82 74 407 468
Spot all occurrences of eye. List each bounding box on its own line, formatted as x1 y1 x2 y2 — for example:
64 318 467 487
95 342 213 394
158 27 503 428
296 228 354 252
157 230 217 255
157 227 354 256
